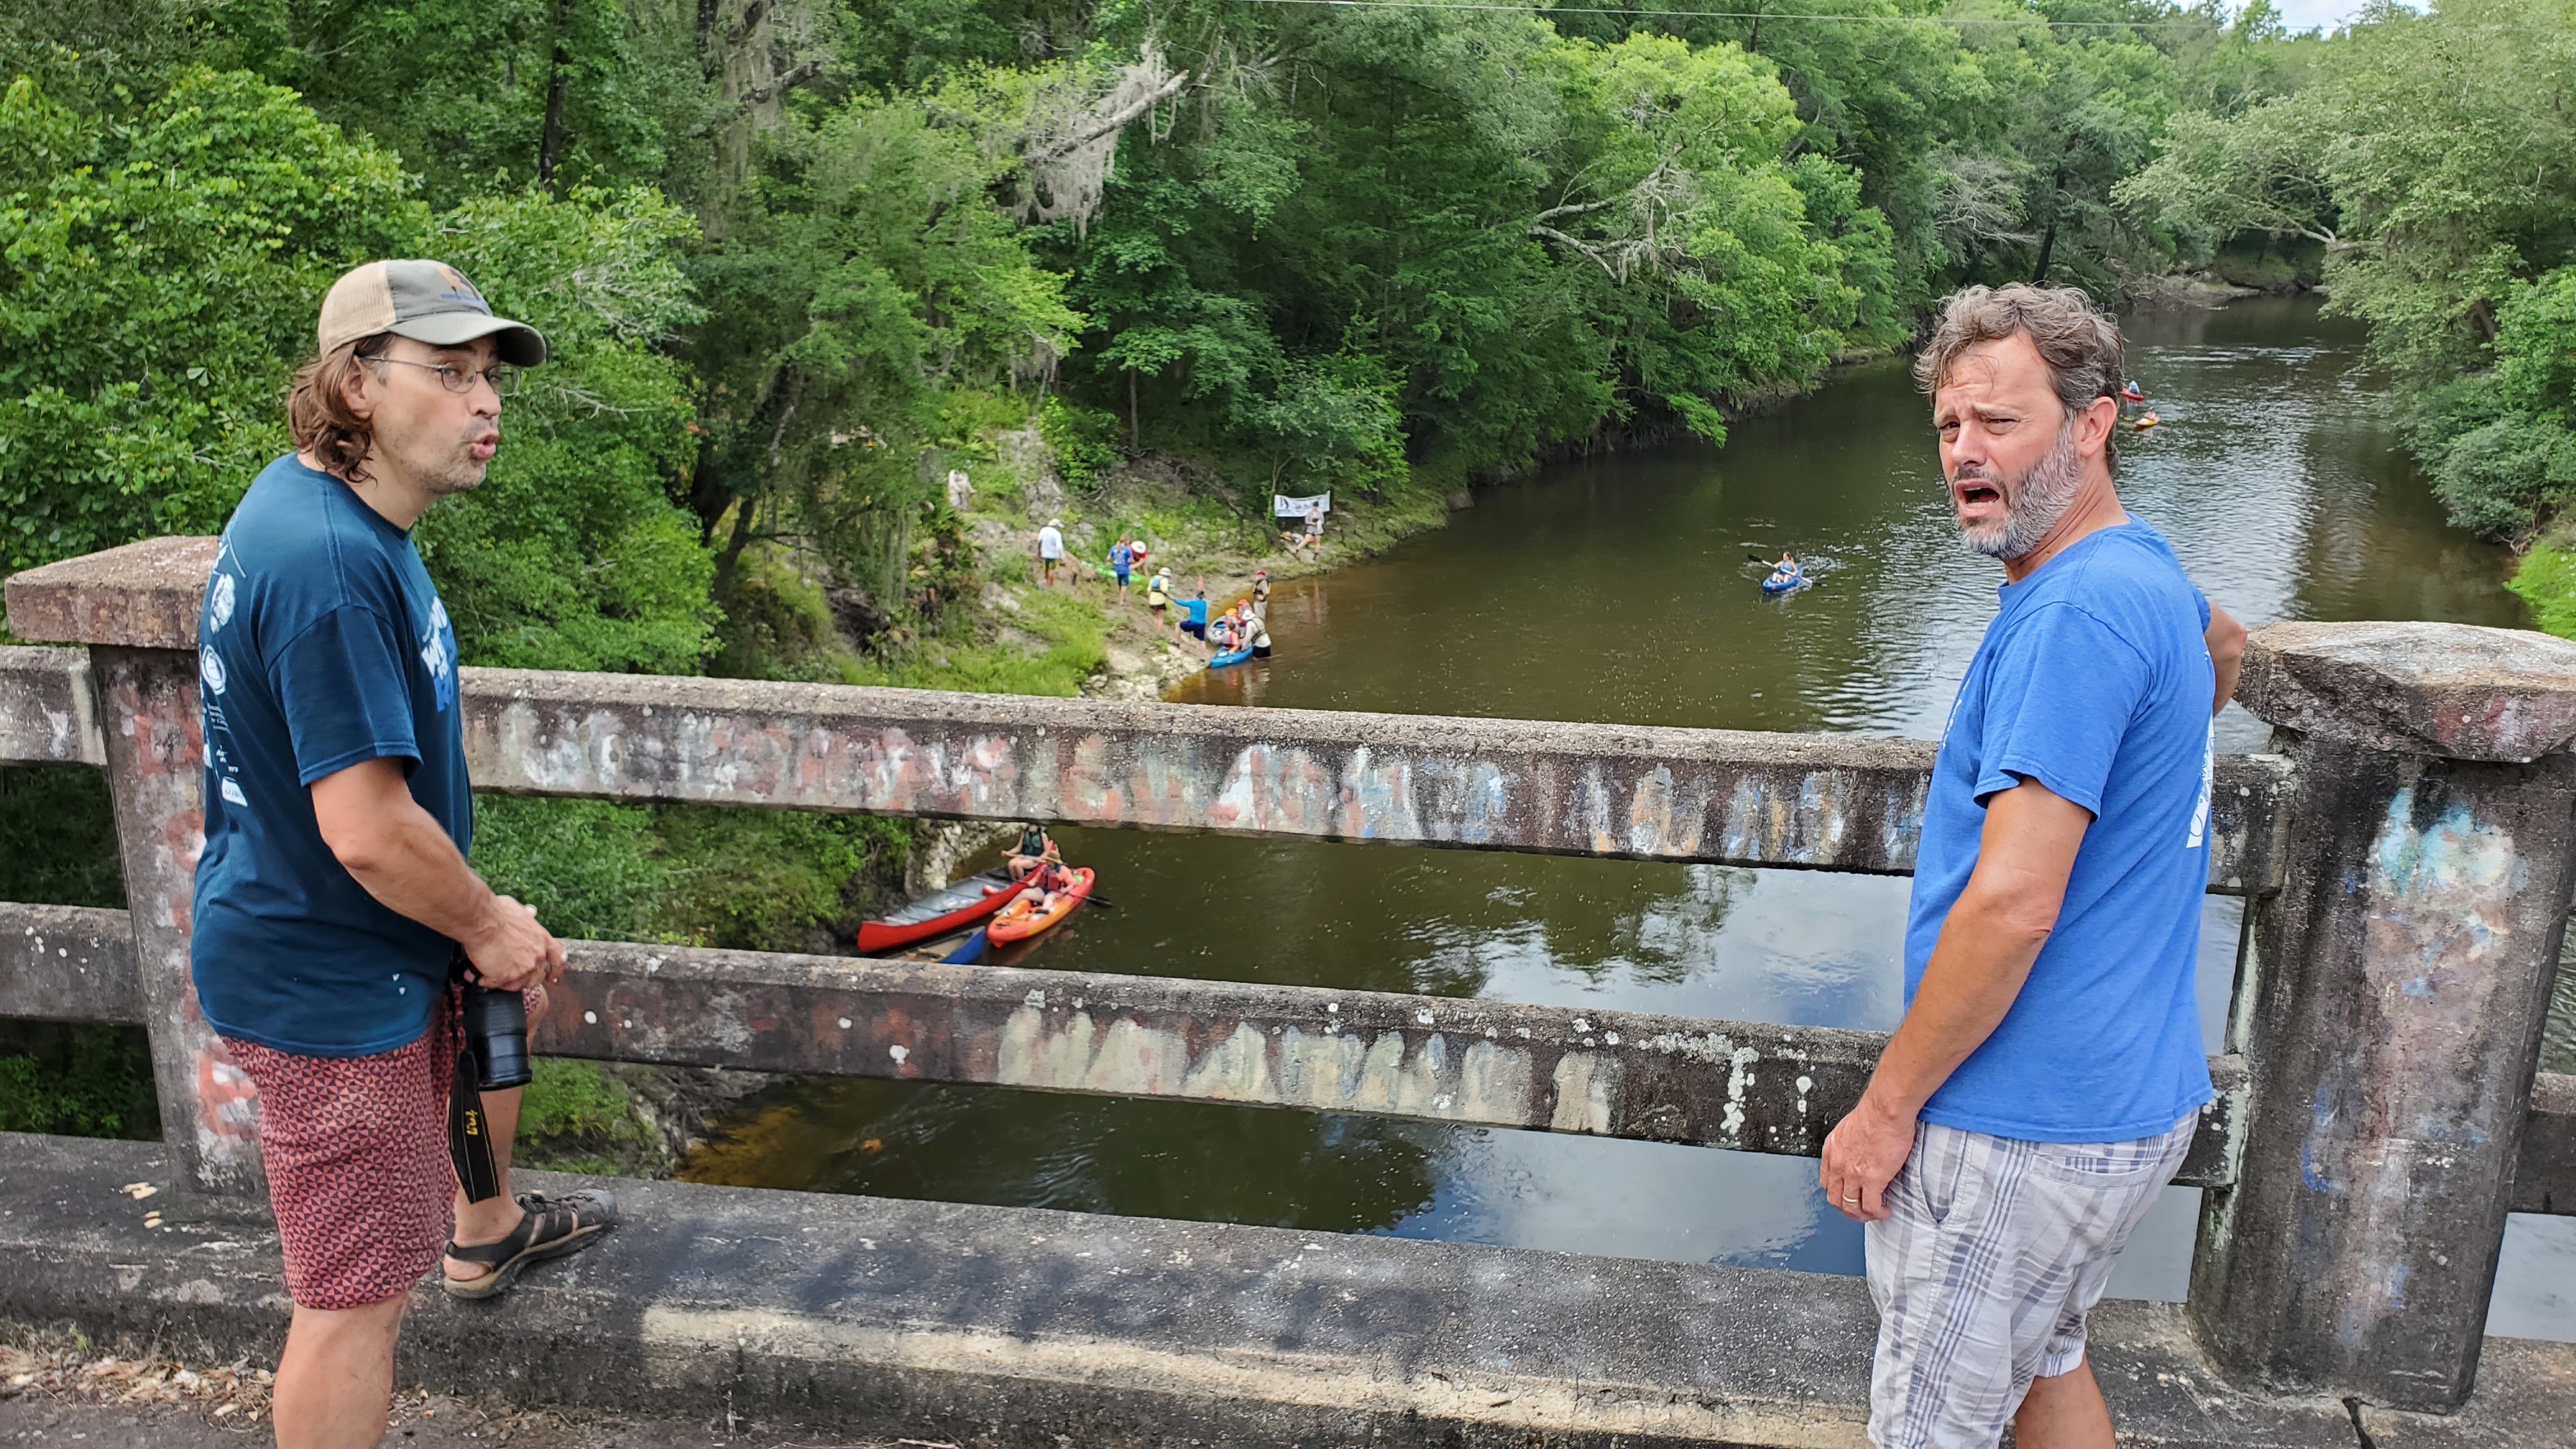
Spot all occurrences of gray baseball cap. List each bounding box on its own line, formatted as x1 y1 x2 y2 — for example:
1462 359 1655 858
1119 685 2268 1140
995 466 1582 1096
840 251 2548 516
317 259 548 366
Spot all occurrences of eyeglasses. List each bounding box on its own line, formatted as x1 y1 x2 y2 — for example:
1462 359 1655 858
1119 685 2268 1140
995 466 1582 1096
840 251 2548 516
367 356 519 398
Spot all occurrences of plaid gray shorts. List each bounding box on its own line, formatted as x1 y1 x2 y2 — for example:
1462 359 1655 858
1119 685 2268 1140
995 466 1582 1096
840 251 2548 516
1864 1110 2198 1449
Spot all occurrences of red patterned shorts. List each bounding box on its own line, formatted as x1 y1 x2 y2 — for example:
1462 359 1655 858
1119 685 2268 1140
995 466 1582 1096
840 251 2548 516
221 1008 458 1311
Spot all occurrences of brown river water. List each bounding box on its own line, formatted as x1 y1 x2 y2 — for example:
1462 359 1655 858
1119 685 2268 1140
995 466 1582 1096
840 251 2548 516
683 296 2575 1340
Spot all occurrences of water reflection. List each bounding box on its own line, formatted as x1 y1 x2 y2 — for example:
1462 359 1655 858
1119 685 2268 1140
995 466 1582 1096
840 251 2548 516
685 298 2572 1338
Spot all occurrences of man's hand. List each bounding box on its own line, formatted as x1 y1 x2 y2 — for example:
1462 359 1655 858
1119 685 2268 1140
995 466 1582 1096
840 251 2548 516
1821 1095 1917 1221
459 894 563 992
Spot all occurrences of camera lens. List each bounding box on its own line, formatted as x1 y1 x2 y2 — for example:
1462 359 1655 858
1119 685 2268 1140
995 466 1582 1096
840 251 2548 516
463 983 533 1089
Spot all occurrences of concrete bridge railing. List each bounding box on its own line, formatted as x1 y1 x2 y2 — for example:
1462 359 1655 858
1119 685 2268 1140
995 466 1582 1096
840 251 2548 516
4 535 2575 1421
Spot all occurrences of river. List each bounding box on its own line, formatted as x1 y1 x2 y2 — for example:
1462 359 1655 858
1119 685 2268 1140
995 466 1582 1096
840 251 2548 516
683 296 2576 1340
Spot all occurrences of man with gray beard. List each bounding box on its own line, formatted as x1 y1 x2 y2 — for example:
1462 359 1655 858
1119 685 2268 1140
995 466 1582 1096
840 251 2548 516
1818 285 2243 1449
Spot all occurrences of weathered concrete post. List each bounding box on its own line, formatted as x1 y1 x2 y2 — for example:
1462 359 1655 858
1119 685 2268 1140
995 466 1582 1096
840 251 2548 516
2192 621 2576 1410
3 538 258 1200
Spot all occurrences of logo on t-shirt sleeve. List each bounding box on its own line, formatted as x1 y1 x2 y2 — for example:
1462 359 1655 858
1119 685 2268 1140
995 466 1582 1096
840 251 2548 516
2187 717 2213 850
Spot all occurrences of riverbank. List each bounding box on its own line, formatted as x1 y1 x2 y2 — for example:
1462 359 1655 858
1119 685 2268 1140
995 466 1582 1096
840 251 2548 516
519 428 1456 1176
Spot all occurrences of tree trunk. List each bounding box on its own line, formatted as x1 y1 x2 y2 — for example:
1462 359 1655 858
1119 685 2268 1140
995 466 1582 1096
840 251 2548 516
699 0 785 236
536 0 577 190
712 494 759 598
1128 369 1140 452
2031 162 2069 283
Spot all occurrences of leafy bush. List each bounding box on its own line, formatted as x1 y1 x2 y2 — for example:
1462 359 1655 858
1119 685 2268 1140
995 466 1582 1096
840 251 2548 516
0 1023 156 1137
517 1057 659 1174
471 797 670 943
0 765 121 908
415 186 719 675
651 806 910 953
0 69 420 574
1041 395 1123 492
2434 419 2575 542
2510 539 2576 641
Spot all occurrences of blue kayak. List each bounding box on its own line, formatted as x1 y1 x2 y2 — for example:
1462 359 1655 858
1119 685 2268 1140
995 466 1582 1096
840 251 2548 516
1761 564 1803 594
1208 643 1255 668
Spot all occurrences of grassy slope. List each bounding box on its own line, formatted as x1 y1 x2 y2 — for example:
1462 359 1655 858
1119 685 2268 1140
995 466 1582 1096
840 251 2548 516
2508 543 2576 1075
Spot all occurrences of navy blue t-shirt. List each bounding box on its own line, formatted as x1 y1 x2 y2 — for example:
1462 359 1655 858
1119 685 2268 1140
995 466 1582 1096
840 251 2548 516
192 455 470 1057
1903 521 2217 1142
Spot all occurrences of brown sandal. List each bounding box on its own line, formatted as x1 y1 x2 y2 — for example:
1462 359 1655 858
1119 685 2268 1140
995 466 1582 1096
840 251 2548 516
442 1189 617 1300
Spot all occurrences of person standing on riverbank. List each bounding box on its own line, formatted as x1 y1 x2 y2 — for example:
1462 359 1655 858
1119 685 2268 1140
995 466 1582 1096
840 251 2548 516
1146 565 1174 636
1179 583 1211 650
1820 284 2244 1449
1036 518 1065 588
1110 535 1135 602
194 261 614 1449
1252 567 1270 619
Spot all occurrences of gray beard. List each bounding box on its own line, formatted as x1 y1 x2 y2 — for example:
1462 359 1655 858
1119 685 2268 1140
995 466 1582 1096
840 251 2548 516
1955 422 2084 560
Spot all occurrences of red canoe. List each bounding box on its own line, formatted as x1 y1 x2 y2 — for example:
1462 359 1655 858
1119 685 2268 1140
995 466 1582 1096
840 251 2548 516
855 868 1021 954
986 868 1096 944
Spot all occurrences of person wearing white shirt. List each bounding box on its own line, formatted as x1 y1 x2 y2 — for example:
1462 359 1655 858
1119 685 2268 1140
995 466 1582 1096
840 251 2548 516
1036 518 1065 588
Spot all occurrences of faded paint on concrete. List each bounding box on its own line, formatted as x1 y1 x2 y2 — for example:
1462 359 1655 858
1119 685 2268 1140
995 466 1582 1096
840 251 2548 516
454 666 2290 889
0 646 104 766
1 537 2290 885
2195 733 2576 1410
2303 790 2525 1353
528 937 2254 1186
24 900 2576 1208
86 646 261 1197
2241 619 2576 763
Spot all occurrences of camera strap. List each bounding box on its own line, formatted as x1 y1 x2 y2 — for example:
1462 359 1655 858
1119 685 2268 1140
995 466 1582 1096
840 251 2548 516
447 1046 504 1203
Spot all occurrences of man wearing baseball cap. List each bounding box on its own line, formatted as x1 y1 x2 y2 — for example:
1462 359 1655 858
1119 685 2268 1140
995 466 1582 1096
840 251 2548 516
194 260 612 1448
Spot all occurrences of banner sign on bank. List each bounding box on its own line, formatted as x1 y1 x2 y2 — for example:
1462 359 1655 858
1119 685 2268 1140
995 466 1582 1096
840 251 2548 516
1272 492 1331 518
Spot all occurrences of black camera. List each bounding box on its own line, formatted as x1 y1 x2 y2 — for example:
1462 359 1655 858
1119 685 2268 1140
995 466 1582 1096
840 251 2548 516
453 949 533 1091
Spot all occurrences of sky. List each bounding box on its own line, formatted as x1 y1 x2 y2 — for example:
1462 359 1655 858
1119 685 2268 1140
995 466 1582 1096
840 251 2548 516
2266 0 2396 33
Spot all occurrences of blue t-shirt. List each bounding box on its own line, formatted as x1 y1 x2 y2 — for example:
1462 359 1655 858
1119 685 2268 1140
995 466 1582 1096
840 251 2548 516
1111 542 1133 574
191 455 470 1057
1905 521 2216 1142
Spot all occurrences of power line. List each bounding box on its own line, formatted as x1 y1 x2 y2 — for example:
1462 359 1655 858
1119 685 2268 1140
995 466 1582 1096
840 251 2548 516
1234 0 2368 31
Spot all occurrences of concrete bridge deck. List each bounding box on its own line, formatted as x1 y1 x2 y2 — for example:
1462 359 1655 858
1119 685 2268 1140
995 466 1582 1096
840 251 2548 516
8 1133 2568 1448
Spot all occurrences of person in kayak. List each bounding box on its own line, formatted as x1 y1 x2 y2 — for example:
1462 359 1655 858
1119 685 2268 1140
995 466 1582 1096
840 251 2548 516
1006 822 1061 882
1764 551 1800 586
1015 857 1079 919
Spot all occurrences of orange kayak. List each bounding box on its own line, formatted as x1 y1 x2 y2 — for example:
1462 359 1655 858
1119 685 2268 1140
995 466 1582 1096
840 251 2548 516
986 867 1096 944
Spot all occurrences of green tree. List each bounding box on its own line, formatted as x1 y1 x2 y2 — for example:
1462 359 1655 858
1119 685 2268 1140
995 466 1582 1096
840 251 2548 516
684 68 1082 612
0 68 422 574
415 185 720 673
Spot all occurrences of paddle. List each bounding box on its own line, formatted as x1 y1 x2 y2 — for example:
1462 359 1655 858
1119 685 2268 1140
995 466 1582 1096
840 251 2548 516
1746 553 1778 565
